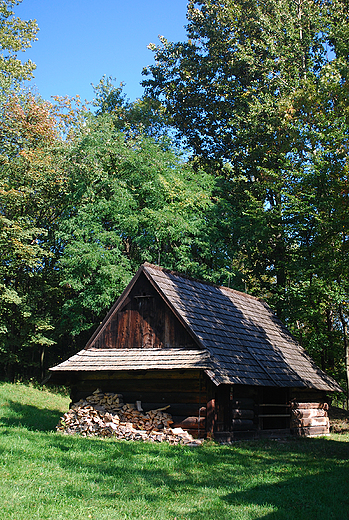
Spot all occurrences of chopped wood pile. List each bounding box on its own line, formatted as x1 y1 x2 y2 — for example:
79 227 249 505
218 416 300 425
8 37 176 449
56 389 202 445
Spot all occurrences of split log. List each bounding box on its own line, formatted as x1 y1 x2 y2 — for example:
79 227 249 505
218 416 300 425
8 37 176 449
291 408 327 419
291 417 329 428
290 402 329 410
291 425 330 436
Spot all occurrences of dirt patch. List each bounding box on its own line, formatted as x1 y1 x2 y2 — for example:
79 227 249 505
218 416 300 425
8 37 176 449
328 406 349 434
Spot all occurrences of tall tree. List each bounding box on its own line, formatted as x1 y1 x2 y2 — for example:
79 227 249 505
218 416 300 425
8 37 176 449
0 93 69 379
143 0 329 308
142 0 349 393
57 111 214 340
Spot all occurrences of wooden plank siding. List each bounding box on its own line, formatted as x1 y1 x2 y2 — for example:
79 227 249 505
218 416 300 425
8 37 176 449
91 276 196 351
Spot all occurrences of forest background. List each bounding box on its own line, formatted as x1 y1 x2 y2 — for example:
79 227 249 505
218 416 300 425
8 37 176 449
1 0 349 406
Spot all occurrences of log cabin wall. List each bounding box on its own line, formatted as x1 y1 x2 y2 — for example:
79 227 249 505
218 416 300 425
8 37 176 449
70 369 208 438
220 386 329 438
258 386 290 431
214 385 295 441
67 373 331 440
290 388 330 436
231 385 259 435
91 274 196 350
210 384 259 441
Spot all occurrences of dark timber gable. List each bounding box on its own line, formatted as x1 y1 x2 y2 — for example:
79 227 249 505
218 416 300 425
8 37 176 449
89 273 197 351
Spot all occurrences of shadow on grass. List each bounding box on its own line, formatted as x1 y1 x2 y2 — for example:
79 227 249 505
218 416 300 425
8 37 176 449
222 466 349 520
46 435 349 519
0 400 63 431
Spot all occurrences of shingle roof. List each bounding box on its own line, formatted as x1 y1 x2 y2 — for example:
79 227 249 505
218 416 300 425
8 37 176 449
141 265 341 391
50 348 210 371
50 263 342 392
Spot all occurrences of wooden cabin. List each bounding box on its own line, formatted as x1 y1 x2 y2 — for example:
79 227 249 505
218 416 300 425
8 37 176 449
49 263 342 440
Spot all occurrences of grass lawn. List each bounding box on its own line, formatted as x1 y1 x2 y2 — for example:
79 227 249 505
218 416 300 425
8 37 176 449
0 382 348 520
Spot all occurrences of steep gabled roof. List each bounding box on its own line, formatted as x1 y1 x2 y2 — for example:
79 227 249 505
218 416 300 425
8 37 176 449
50 263 341 392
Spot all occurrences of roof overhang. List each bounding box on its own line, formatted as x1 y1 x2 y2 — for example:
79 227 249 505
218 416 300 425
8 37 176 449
50 347 210 372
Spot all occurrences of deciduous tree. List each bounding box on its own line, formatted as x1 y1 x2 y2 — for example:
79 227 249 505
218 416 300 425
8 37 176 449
57 112 214 338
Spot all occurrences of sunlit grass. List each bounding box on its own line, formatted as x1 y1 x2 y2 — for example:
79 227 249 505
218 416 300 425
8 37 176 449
0 382 348 520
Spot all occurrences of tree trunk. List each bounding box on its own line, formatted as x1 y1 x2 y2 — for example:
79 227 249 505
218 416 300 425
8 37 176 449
41 346 45 382
338 304 349 410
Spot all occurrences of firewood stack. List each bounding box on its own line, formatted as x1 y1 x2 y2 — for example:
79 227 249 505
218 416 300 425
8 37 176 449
56 389 202 445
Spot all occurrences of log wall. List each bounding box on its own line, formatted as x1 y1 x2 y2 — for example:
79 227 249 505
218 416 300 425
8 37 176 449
64 374 332 440
290 402 330 436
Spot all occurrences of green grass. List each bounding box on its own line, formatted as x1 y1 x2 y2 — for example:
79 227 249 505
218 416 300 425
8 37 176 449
0 382 348 520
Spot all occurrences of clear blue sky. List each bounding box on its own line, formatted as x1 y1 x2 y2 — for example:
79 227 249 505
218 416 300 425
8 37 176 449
15 0 188 103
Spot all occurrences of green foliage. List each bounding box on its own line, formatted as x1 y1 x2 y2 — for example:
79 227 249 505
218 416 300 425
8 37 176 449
143 0 349 392
0 0 38 97
92 76 167 139
58 113 214 335
1 0 349 392
143 0 325 161
0 93 70 379
0 85 214 377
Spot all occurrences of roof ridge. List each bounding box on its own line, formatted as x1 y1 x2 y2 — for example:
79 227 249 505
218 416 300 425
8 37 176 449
143 263 260 302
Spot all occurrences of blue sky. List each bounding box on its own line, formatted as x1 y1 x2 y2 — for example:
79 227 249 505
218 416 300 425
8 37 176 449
15 0 188 103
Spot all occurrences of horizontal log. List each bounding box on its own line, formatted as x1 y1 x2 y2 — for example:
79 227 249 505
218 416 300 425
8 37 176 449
290 390 327 401
77 369 204 381
75 379 205 393
231 398 255 409
173 417 206 429
290 417 329 428
231 409 254 420
291 409 327 419
73 390 205 405
258 414 290 418
141 403 206 416
259 403 290 407
231 419 255 431
290 402 329 410
291 425 330 436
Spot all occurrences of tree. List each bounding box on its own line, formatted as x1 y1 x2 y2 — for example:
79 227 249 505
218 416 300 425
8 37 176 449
143 0 326 160
92 75 167 139
57 112 214 339
0 93 69 379
143 0 329 307
281 7 349 399
142 0 349 395
0 0 38 97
